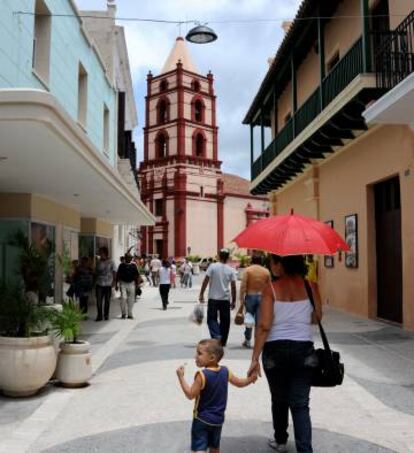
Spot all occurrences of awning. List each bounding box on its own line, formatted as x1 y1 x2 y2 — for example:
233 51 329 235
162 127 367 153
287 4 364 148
0 89 154 226
363 72 414 126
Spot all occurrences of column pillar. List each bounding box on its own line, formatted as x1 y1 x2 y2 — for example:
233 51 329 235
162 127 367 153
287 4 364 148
217 178 224 252
361 0 372 72
317 16 326 110
162 172 169 258
140 226 147 256
144 72 152 162
291 54 297 136
174 170 187 257
250 124 254 179
269 191 278 215
148 227 154 254
177 61 185 158
304 165 320 220
273 89 278 135
260 111 265 172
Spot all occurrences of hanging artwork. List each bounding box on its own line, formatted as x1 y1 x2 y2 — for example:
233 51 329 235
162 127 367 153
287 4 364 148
345 214 358 268
324 220 334 268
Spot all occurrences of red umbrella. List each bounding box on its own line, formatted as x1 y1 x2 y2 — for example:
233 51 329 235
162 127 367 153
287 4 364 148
233 211 349 256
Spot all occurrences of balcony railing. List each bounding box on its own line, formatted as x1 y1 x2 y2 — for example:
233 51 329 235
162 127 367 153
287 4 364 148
374 10 414 89
295 87 321 136
323 38 363 106
252 37 363 181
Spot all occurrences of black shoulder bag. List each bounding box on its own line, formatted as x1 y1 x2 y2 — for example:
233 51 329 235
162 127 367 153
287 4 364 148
304 280 345 387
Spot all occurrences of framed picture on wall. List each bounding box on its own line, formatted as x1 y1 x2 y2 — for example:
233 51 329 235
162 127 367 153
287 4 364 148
345 214 358 268
324 220 334 268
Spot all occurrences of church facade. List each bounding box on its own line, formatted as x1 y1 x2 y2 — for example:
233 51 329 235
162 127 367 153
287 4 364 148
139 38 267 258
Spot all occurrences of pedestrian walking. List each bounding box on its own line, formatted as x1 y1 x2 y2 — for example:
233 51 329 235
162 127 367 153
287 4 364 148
247 254 322 453
116 254 141 319
73 256 93 315
144 259 152 286
65 259 79 299
95 246 116 321
176 339 256 453
159 259 171 310
181 259 193 288
150 255 162 287
199 249 236 347
237 254 271 348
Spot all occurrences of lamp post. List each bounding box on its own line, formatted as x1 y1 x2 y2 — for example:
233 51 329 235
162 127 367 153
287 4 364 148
185 24 218 44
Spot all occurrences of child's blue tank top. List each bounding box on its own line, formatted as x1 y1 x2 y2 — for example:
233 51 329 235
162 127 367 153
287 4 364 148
194 366 229 426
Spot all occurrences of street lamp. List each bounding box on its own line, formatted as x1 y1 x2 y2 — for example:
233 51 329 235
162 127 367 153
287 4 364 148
186 24 218 44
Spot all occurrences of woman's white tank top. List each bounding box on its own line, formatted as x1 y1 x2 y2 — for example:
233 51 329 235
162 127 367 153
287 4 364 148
267 284 313 342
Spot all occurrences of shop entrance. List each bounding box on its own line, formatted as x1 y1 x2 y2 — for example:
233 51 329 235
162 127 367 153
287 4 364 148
375 176 402 323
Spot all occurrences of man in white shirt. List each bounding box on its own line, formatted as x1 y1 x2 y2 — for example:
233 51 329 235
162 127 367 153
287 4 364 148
199 249 236 346
150 255 162 287
181 259 193 288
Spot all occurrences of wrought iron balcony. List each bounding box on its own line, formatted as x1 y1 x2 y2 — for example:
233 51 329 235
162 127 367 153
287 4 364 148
252 37 363 181
251 9 414 191
374 10 414 89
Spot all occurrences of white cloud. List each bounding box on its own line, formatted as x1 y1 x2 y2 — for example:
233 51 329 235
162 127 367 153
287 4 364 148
76 0 302 178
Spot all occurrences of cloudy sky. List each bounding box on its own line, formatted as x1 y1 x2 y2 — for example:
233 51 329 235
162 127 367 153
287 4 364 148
76 0 302 178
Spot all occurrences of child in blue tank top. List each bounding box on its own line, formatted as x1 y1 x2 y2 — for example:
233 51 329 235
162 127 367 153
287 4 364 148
177 339 256 453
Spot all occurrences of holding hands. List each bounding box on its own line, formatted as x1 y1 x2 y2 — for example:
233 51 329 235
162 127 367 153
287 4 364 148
247 359 262 379
176 365 185 379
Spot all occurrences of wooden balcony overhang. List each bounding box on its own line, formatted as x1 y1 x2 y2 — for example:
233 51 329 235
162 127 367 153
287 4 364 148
251 77 384 195
244 0 343 125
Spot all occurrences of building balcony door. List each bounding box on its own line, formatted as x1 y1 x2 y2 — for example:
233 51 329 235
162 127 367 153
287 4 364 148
375 176 402 323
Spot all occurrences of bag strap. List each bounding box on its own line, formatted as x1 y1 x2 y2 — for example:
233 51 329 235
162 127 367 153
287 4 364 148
304 280 332 355
269 281 277 301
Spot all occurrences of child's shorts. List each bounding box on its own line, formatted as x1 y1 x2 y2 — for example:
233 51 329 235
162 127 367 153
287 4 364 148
191 418 222 451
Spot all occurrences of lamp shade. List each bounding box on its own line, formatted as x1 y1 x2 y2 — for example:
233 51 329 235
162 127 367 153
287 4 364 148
186 25 218 44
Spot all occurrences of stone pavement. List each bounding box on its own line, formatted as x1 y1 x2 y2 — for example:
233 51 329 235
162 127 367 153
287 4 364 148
1 275 414 452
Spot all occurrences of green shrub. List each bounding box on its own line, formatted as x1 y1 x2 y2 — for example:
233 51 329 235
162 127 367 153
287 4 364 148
0 281 51 337
186 255 202 263
50 300 86 343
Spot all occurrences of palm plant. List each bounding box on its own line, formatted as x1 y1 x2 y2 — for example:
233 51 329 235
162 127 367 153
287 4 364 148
50 300 86 343
0 281 51 337
9 230 53 303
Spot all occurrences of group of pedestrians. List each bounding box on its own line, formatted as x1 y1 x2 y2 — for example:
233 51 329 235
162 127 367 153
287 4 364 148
174 249 322 453
67 247 145 321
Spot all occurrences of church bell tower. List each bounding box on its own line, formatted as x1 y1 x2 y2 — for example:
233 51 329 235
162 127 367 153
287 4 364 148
139 37 222 258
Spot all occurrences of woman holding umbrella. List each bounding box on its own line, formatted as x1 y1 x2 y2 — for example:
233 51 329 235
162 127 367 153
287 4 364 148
233 211 348 453
248 254 321 452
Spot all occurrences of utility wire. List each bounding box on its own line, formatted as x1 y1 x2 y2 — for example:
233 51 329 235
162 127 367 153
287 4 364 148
13 11 408 24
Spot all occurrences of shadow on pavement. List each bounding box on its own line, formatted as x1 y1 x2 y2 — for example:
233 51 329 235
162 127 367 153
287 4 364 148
40 420 396 453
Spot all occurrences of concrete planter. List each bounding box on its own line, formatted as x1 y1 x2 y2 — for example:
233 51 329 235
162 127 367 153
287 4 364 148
0 335 57 397
192 264 200 275
55 341 92 388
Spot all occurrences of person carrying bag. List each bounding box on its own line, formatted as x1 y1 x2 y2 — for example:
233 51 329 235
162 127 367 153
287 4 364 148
304 280 344 387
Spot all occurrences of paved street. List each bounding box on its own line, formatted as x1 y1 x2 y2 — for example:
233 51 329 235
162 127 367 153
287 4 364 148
2 275 414 452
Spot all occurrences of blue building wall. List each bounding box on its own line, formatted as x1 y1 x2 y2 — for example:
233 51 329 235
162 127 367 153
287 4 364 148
0 0 116 166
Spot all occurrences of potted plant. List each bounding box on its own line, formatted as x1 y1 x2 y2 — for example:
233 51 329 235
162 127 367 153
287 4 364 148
236 254 251 280
0 281 57 397
50 300 92 388
10 230 53 305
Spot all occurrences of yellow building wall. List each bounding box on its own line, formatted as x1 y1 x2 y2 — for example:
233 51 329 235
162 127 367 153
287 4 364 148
296 48 320 108
274 125 414 329
389 0 413 28
0 193 80 229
